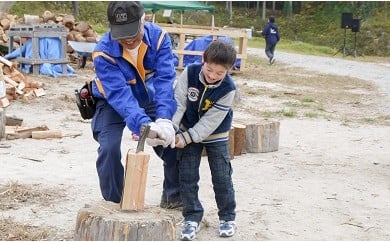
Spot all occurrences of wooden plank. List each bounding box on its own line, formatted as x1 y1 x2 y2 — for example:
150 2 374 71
120 150 150 211
31 130 62 139
0 56 13 67
6 125 49 139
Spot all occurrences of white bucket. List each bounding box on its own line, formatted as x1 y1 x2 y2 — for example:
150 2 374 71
245 28 252 39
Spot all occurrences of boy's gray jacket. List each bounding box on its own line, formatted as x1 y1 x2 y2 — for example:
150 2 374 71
173 63 236 144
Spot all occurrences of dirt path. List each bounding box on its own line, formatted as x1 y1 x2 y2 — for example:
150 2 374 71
0 49 389 240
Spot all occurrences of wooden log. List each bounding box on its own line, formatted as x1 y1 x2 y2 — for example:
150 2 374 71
245 120 280 153
120 149 150 211
0 108 5 139
228 126 235 160
232 123 246 156
31 130 62 139
74 201 177 241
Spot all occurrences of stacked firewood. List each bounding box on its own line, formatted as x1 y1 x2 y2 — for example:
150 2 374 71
0 56 45 108
0 11 98 54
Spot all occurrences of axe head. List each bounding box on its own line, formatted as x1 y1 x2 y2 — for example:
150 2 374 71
136 125 151 153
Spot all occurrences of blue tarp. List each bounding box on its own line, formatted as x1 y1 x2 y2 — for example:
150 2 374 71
4 38 75 77
173 35 241 68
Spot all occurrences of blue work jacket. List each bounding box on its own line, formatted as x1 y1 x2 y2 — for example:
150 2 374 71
91 22 177 135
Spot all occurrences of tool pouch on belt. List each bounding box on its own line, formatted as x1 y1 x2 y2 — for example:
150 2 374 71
75 80 96 120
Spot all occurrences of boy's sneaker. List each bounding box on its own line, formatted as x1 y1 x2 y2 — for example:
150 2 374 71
219 220 236 237
270 57 276 65
180 221 200 241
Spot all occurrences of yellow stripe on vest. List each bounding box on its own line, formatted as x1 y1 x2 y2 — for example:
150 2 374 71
93 77 106 98
92 51 116 64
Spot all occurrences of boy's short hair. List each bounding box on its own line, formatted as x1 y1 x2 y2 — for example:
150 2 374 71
269 16 275 23
203 39 237 70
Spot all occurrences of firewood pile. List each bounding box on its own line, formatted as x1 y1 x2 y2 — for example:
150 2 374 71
0 11 98 56
0 56 45 108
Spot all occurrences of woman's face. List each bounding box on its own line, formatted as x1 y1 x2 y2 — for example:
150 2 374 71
202 62 228 84
118 24 144 49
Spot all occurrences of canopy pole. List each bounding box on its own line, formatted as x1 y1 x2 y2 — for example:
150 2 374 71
152 13 155 23
181 12 183 25
212 15 215 29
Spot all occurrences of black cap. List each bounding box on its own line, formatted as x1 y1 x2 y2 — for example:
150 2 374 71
107 1 145 40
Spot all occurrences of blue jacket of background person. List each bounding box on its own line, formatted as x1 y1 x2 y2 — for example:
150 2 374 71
262 22 280 45
91 22 177 135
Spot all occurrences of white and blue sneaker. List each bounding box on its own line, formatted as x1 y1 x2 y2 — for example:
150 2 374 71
219 220 236 237
270 57 276 65
180 221 200 241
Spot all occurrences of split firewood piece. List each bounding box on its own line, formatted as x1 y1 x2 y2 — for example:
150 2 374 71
7 125 50 139
33 88 45 97
0 56 13 67
32 130 62 139
120 149 150 211
0 97 9 108
3 76 23 95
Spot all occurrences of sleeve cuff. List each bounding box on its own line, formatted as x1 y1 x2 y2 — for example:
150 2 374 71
179 131 193 145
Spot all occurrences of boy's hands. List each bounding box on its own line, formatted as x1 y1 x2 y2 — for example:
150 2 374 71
146 119 176 148
175 134 185 148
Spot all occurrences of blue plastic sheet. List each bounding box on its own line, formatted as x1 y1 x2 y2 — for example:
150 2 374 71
4 38 75 77
173 35 241 68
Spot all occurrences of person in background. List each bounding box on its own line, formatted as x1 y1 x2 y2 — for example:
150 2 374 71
261 15 280 65
90 1 182 209
173 40 238 241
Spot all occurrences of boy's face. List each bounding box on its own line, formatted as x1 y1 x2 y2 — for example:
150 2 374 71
202 62 228 84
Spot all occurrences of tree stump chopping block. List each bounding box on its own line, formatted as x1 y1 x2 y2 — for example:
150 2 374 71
245 120 280 153
74 201 178 241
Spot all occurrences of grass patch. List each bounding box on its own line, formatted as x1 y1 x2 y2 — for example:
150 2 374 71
0 217 50 241
0 181 67 210
305 111 319 118
301 97 315 103
277 109 296 117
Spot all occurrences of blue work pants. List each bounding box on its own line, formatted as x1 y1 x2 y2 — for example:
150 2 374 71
91 99 180 203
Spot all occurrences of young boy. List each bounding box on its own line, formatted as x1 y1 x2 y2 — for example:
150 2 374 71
172 40 237 241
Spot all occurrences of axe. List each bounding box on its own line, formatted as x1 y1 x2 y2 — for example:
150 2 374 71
120 125 151 211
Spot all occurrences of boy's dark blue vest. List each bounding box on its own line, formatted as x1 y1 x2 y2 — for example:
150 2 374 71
181 63 236 137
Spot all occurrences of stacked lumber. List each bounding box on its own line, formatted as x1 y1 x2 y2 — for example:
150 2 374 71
0 56 45 108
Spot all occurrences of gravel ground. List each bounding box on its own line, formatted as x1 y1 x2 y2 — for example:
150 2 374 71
247 47 390 112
